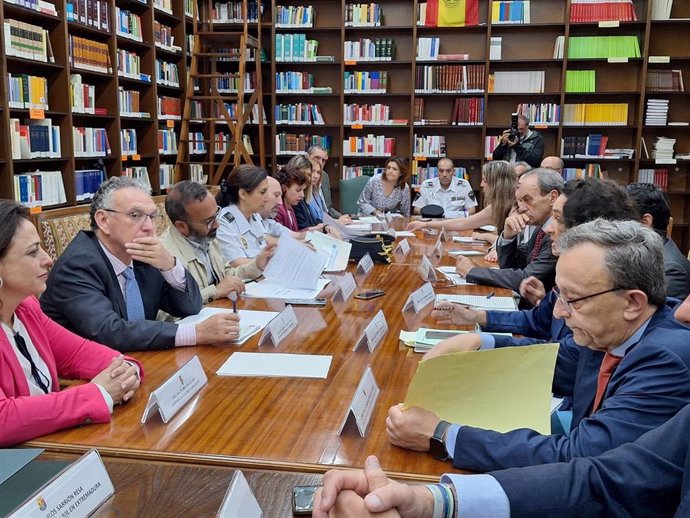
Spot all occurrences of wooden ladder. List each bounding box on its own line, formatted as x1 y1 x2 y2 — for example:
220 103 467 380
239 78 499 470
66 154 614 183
175 0 265 186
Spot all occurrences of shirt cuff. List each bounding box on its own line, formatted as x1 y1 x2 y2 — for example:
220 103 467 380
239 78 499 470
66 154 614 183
124 360 141 380
441 474 511 518
160 259 187 291
478 333 496 350
444 424 461 460
94 383 114 414
175 322 197 347
497 234 516 246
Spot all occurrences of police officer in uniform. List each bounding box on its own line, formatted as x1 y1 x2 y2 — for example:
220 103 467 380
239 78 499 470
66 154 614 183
412 158 478 218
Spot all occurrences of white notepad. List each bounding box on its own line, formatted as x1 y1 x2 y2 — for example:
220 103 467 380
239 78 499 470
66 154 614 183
436 294 517 311
217 352 332 379
449 250 485 256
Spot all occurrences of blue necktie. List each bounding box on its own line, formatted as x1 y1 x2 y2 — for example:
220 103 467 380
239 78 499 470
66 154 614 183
122 267 146 321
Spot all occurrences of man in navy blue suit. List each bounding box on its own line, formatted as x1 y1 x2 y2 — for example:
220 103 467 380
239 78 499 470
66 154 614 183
385 218 690 474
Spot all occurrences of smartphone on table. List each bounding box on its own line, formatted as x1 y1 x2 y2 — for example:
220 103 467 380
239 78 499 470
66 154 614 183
354 289 385 300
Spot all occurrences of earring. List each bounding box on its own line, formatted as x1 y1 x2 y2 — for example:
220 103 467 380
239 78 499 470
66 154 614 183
0 276 3 288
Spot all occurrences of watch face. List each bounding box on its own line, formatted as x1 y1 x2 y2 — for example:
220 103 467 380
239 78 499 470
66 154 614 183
429 437 447 460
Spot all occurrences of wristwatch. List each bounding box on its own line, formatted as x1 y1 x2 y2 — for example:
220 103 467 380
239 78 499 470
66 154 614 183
429 420 451 460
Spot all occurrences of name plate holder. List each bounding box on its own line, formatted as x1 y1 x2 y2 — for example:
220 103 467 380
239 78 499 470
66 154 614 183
337 366 380 437
439 226 449 243
393 238 411 257
416 255 438 282
353 309 388 352
257 305 298 347
141 355 208 424
9 450 114 518
216 470 262 518
402 282 436 313
332 272 356 303
431 234 444 262
355 252 375 278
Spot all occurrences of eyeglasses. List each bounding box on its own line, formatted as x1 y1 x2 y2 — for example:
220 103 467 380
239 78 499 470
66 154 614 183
102 208 163 225
552 285 627 314
186 206 220 230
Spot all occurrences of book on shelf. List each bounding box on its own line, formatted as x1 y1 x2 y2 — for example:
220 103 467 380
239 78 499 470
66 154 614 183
188 132 206 155
276 71 319 92
6 0 57 15
450 97 484 125
646 69 685 93
275 4 314 27
569 0 637 22
343 135 395 156
345 3 383 27
120 128 138 155
490 37 502 60
517 103 560 126
413 135 446 158
73 127 110 157
66 0 109 30
342 165 384 179
211 0 264 23
117 49 151 82
154 21 181 52
215 103 267 124
76 168 106 201
553 36 565 59
158 127 178 155
155 60 180 87
344 103 406 126
213 134 254 155
485 135 500 158
116 8 143 42
14 170 66 207
645 99 670 126
417 37 441 61
10 118 61 159
417 0 479 27
124 166 151 190
153 0 173 14
214 72 257 93
651 0 673 21
4 20 55 63
414 64 485 93
344 38 395 62
275 34 321 62
652 136 676 161
565 70 596 93
491 1 530 24
158 96 182 118
70 35 110 73
567 36 641 59
563 164 607 181
489 71 544 93
561 134 609 158
275 103 325 125
71 75 97 114
7 74 49 110
638 168 669 191
276 133 332 154
189 164 207 184
160 164 175 189
344 71 388 93
563 103 628 126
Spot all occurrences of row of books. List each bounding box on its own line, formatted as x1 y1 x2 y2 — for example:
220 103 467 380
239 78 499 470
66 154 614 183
570 0 637 22
275 4 314 27
491 1 531 24
344 3 382 26
6 0 56 15
411 166 468 186
76 168 107 201
158 96 181 118
489 71 544 93
188 132 206 154
414 64 485 93
651 0 673 20
211 1 263 23
158 128 178 155
638 168 669 190
70 35 111 73
565 70 596 93
563 164 605 180
73 126 110 157
275 133 332 155
344 38 395 62
14 170 66 207
489 37 502 60
344 103 407 126
414 97 484 126
417 37 442 61
7 74 48 110
4 20 54 63
647 69 685 93
342 165 384 179
561 134 609 158
156 60 180 87
153 0 173 14
275 34 320 62
485 136 500 158
213 72 257 93
116 8 143 42
215 103 266 124
124 166 151 190
66 0 109 31
517 103 560 126
71 75 99 115
117 49 148 81
274 103 325 125
160 164 175 189
275 71 317 92
189 100 203 119
154 21 179 51
119 88 145 117
121 128 138 155
344 135 395 157
563 103 628 126
10 119 61 159
567 35 641 59
413 135 446 158
344 71 388 93
211 134 254 156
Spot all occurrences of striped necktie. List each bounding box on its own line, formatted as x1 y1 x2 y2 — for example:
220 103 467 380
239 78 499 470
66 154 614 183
122 266 146 321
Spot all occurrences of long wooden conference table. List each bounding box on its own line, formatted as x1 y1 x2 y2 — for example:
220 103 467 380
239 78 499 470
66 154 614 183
25 225 511 492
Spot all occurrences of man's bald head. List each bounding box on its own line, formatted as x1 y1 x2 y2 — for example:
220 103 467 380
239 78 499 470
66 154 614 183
261 176 283 219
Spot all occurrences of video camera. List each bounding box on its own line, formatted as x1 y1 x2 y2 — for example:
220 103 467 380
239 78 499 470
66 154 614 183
508 112 519 142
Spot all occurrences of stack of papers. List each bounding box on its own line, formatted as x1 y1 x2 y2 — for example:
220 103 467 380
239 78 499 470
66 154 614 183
177 307 279 345
436 294 518 311
400 327 512 352
307 231 352 272
216 352 332 379
436 266 477 285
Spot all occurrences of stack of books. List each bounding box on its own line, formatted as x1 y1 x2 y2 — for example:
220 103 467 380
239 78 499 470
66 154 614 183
652 137 676 161
651 0 673 20
645 99 670 126
647 69 685 93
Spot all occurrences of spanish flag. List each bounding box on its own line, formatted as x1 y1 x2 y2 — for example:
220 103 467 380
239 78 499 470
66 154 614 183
425 0 479 27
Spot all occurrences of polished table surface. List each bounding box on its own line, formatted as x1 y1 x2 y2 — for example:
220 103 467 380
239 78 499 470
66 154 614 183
27 226 511 482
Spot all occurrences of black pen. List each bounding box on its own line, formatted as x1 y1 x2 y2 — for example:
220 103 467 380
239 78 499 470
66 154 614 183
486 291 495 299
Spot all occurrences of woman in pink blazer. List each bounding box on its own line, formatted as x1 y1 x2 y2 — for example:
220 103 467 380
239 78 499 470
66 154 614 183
0 200 143 446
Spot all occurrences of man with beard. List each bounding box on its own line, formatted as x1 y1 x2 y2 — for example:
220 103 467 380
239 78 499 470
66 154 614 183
161 181 274 303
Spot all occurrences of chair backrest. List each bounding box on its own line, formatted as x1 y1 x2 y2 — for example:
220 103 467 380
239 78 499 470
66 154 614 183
667 216 674 237
339 175 371 215
34 195 170 261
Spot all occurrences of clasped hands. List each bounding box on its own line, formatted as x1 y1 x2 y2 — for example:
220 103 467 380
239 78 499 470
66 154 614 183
91 355 140 405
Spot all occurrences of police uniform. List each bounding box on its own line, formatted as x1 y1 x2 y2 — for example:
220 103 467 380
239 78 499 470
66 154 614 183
261 217 288 238
413 177 478 218
216 204 267 262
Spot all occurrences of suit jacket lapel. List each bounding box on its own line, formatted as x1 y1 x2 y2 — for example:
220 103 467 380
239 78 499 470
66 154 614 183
89 232 128 318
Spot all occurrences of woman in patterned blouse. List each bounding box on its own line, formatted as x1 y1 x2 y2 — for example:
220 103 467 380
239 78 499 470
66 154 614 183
357 156 411 217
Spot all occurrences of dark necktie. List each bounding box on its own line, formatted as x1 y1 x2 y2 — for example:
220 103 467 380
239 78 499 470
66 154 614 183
122 267 146 321
530 228 546 261
592 352 622 413
14 332 50 394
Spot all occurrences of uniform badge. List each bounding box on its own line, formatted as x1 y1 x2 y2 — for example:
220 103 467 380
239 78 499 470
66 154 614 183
222 213 235 223
240 236 248 249
468 191 476 201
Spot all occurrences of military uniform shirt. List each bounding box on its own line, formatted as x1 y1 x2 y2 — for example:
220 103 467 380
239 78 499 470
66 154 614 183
216 204 267 262
412 177 478 218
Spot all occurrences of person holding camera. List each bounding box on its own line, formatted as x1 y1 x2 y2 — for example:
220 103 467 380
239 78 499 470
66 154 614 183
492 114 544 168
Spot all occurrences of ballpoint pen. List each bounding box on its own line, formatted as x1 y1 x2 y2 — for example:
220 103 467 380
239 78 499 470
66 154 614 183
228 291 238 313
486 291 495 299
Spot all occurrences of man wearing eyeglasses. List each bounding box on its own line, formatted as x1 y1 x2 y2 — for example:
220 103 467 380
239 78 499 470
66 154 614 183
384 218 690 475
160 181 274 303
41 177 237 352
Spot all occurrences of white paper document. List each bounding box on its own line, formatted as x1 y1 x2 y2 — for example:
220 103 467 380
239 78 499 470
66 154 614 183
244 278 331 300
479 224 497 232
177 307 279 345
436 294 517 311
452 236 486 245
437 266 477 286
357 216 382 224
263 232 326 289
395 230 416 237
449 249 485 256
307 231 352 272
217 352 332 378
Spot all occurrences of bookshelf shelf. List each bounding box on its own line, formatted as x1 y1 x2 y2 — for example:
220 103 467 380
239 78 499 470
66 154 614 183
67 21 111 39
6 56 62 70
2 2 60 23
116 36 152 51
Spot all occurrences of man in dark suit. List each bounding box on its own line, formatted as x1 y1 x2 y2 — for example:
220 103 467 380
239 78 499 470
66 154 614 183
386 219 690 473
456 168 563 295
626 182 690 299
41 177 240 351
